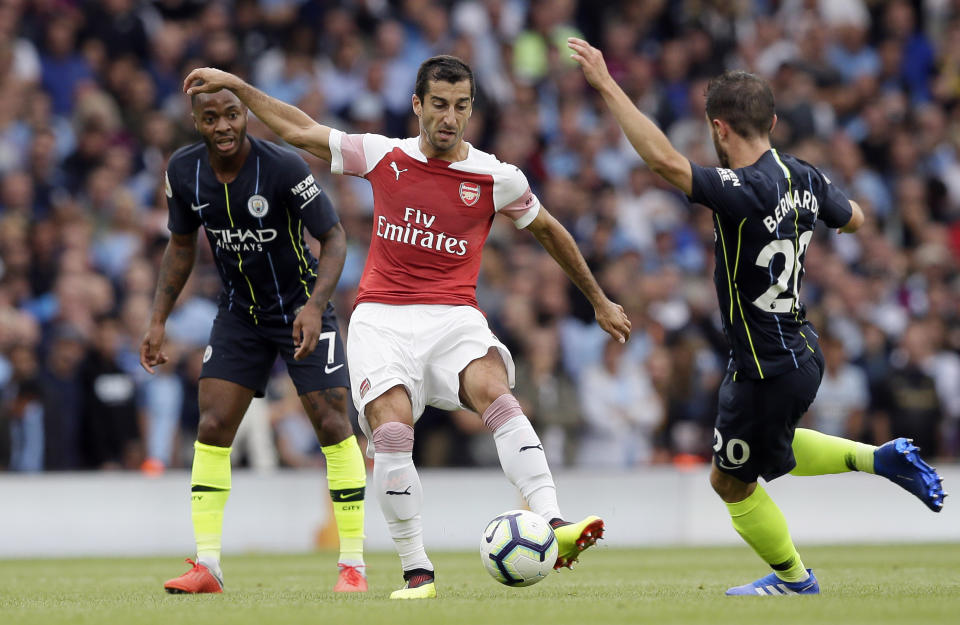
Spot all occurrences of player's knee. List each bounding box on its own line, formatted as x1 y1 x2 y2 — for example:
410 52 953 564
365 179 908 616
709 465 752 502
465 382 513 415
315 410 353 447
303 388 352 445
196 411 235 447
372 421 415 453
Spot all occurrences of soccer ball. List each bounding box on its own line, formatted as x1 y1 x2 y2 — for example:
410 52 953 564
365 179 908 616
479 509 558 587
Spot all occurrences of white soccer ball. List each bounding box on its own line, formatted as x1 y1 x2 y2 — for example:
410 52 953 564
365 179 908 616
479 509 558 587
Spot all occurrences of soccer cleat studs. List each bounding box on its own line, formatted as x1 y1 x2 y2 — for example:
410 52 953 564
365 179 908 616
874 438 946 513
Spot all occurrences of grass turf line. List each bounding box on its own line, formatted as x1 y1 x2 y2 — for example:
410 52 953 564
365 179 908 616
1 544 957 625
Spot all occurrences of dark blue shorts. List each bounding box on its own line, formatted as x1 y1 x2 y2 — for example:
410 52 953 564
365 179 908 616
200 307 350 397
713 350 824 483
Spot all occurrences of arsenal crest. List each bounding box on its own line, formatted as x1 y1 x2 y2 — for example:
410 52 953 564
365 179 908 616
459 181 481 206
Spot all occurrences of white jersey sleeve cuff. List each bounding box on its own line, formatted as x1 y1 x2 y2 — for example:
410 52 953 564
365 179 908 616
513 201 540 229
328 128 345 175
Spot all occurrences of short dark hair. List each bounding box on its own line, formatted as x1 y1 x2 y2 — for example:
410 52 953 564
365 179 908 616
414 55 475 102
189 79 204 109
705 71 775 139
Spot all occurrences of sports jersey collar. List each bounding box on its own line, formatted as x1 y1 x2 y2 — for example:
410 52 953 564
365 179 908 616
410 137 474 167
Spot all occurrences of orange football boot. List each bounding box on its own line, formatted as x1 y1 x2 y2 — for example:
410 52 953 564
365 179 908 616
333 564 368 592
164 559 223 594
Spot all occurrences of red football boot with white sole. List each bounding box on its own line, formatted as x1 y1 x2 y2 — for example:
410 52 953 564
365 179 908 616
164 559 223 594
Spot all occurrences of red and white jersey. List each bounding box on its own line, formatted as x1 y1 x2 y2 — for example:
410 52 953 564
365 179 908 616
329 129 540 308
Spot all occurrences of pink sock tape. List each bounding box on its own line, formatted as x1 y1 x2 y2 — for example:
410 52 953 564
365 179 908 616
481 394 524 432
372 422 414 452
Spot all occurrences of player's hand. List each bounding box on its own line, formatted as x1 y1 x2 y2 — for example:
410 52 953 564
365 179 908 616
595 298 631 344
183 67 240 96
140 323 169 374
292 303 323 361
568 37 613 91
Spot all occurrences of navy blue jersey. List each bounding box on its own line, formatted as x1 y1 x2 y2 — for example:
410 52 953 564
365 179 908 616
165 136 338 326
688 149 852 380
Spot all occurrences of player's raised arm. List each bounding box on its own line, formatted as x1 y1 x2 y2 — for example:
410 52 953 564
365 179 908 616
568 38 692 195
184 67 335 162
141 230 198 373
525 207 631 343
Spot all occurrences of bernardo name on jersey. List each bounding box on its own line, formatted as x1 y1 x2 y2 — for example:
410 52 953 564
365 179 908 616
765 188 820 234
688 150 852 380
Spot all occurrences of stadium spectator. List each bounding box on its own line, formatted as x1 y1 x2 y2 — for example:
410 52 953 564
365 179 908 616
512 323 581 466
80 315 141 470
576 336 665 467
871 321 944 455
805 334 870 439
40 324 86 471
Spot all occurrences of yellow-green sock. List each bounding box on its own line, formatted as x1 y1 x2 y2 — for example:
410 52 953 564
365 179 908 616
790 428 876 476
191 441 232 572
323 434 366 565
726 485 808 583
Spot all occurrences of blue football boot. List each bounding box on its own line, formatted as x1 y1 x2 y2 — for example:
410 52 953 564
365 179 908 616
874 438 946 512
726 569 819 596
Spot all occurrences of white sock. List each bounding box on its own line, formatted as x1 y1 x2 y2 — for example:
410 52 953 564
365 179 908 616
492 411 562 522
197 554 222 581
374 450 433 573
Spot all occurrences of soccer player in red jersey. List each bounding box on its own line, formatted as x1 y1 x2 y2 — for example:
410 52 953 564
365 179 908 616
185 56 632 599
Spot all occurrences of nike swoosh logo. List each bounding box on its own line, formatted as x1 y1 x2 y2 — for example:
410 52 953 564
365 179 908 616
519 444 543 452
325 364 344 374
333 490 363 501
191 202 209 211
484 518 505 543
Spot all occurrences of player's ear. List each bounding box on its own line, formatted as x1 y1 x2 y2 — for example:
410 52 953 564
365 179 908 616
769 113 778 135
709 117 722 137
412 93 422 117
715 118 732 140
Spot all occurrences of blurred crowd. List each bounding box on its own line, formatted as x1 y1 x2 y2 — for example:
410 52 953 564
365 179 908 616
2 0 960 474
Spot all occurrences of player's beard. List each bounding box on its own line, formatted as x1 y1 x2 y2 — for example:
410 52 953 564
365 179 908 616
427 123 462 154
712 130 731 169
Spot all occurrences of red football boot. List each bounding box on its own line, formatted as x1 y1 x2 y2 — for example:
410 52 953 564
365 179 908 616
333 564 368 592
164 559 224 594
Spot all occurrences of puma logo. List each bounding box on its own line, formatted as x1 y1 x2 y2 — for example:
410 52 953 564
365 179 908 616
520 444 543 453
390 161 408 180
386 486 412 495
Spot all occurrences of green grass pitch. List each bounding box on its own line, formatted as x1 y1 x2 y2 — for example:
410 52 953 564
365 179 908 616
1 544 958 625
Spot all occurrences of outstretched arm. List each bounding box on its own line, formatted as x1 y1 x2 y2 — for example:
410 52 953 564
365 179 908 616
568 38 692 195
525 208 632 343
184 67 334 162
